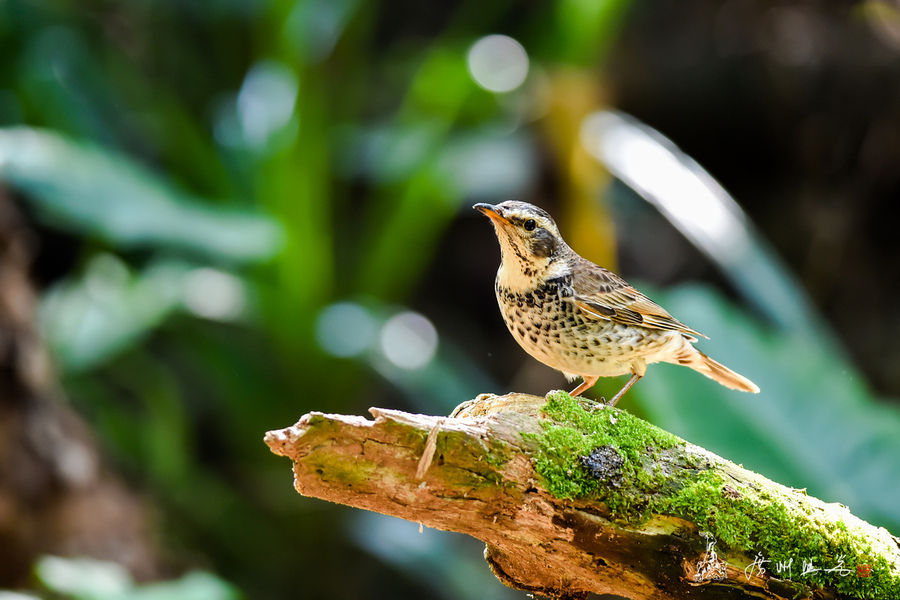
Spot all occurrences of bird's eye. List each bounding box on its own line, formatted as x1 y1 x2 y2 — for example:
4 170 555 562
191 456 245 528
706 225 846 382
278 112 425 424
524 219 536 231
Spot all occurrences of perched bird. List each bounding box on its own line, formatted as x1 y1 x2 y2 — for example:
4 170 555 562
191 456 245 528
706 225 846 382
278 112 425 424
474 200 759 405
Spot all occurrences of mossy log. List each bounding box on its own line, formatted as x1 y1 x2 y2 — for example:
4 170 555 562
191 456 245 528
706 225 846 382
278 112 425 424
263 392 900 600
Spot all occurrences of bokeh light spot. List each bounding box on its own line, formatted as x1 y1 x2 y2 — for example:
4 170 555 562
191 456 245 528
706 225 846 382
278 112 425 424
865 0 900 51
379 311 438 370
466 35 529 93
183 268 246 321
581 111 749 263
315 302 377 358
237 60 299 148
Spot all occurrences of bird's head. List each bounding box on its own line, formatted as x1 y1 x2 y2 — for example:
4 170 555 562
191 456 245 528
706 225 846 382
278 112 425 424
474 201 568 280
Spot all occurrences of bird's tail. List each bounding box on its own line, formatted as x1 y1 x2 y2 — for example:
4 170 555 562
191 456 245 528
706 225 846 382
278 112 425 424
677 348 760 393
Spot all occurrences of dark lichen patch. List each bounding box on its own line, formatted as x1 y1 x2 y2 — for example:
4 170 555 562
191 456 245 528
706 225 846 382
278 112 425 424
580 446 624 484
528 391 900 598
722 484 742 499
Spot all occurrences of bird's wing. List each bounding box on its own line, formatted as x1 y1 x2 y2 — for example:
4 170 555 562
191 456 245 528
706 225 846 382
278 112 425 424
569 258 707 339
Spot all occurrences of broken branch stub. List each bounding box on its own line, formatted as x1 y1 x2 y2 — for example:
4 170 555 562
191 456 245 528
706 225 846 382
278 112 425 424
264 392 900 600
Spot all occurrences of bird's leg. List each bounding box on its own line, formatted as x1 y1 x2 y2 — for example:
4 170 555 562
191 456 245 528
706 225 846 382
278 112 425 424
607 373 643 407
568 376 599 397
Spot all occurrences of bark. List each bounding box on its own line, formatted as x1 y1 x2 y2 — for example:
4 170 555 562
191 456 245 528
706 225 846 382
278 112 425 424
264 393 900 600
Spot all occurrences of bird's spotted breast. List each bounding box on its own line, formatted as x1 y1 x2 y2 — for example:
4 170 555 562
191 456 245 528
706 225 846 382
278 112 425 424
494 274 681 378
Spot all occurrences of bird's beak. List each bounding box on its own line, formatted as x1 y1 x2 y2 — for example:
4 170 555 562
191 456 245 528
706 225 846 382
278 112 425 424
473 203 510 225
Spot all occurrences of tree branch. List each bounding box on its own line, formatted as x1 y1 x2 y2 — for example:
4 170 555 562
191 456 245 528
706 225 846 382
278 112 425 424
264 392 900 599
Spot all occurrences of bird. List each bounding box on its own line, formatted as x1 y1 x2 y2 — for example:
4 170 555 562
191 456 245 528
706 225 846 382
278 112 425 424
474 200 759 406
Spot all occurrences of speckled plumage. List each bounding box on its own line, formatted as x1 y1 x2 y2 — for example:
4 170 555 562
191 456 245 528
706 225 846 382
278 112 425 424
475 200 759 405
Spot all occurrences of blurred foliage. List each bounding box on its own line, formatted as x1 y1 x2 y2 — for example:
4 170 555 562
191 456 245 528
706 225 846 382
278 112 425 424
1 0 899 599
33 556 237 600
0 128 282 261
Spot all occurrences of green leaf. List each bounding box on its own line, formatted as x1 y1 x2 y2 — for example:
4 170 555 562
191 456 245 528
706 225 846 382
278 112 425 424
130 572 239 600
0 127 282 263
35 555 131 600
39 255 247 372
553 0 634 63
35 555 238 600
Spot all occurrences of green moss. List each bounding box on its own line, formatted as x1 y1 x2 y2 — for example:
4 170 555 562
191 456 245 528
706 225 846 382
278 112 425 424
483 437 515 469
529 391 900 598
305 452 375 487
658 464 900 597
423 424 518 498
528 391 683 515
302 414 516 501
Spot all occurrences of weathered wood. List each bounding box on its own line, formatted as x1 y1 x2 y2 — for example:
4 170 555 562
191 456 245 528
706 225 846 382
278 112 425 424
264 392 900 600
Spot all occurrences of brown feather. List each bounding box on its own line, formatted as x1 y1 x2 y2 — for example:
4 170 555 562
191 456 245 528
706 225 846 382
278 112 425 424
679 348 760 393
568 256 707 339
